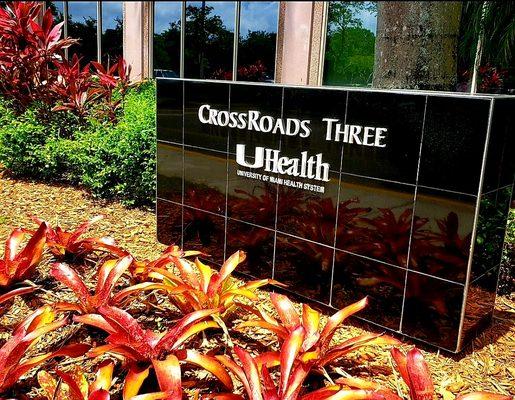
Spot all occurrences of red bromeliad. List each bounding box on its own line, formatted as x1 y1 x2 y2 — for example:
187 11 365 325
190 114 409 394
238 295 399 371
209 335 385 400
339 348 512 400
38 360 115 400
0 222 47 287
0 286 37 308
74 306 232 398
0 305 90 394
27 215 126 259
51 255 133 313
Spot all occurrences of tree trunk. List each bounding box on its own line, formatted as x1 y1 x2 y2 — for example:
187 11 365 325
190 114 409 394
373 1 462 91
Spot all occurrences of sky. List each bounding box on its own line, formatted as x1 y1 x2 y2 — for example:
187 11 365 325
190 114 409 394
358 7 378 35
53 1 122 30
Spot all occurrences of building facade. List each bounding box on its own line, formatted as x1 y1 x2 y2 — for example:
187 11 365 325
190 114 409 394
46 1 515 94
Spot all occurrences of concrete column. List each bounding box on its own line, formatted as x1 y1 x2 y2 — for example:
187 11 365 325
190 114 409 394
275 1 327 86
123 1 152 81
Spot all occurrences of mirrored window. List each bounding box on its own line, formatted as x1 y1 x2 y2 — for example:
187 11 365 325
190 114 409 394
323 1 377 87
68 1 98 64
153 1 181 78
237 1 278 82
185 1 235 80
101 1 123 66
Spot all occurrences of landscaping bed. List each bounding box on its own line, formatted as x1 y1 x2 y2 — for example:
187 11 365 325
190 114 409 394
0 174 513 399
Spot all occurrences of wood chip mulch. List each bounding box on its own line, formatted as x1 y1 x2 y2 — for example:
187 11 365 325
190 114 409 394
0 173 514 398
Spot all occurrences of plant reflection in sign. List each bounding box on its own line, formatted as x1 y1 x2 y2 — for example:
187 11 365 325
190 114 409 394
411 212 471 282
183 187 225 247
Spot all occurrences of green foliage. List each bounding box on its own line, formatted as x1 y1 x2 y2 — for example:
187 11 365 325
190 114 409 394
78 81 156 206
324 27 376 86
323 1 377 86
0 81 156 207
505 208 515 245
500 207 514 294
0 101 48 178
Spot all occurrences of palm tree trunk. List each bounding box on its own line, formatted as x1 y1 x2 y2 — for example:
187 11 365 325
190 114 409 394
373 1 463 91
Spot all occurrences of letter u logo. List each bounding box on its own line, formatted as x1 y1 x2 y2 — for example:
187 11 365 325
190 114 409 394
236 144 264 168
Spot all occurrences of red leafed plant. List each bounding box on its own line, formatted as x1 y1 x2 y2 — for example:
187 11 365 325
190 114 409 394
0 1 77 111
238 295 398 371
38 360 114 400
27 215 126 259
75 306 232 397
90 58 131 121
211 337 384 400
356 208 427 267
0 221 47 287
0 305 90 393
0 286 37 309
51 54 95 120
51 255 133 313
339 347 512 400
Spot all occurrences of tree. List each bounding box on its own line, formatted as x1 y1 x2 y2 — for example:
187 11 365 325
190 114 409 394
372 1 463 91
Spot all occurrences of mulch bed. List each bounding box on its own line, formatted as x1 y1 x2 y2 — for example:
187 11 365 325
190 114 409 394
0 173 514 398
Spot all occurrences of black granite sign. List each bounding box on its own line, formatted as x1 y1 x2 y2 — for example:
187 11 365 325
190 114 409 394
156 78 514 352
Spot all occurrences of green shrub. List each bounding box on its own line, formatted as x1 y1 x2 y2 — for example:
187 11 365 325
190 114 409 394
500 207 515 294
0 81 156 207
0 100 48 178
78 81 156 206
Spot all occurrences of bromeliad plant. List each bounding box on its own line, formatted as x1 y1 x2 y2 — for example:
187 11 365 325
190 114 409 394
75 306 233 397
0 285 37 309
211 334 385 400
238 294 399 372
37 360 115 400
27 215 126 259
338 347 513 400
51 255 133 313
128 244 202 283
0 305 90 395
118 250 277 320
0 221 47 287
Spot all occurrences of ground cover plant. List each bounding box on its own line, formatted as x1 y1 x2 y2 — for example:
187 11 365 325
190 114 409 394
0 212 512 399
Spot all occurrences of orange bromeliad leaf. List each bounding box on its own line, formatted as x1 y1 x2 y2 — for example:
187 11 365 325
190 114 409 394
129 243 203 282
75 305 230 396
0 285 37 307
455 393 513 400
27 215 126 258
120 250 278 321
391 348 434 400
0 222 47 287
214 328 385 400
239 294 399 370
51 255 133 313
0 305 90 393
37 359 115 400
340 347 513 400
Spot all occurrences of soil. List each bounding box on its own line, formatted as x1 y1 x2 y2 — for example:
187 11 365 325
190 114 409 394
0 173 514 399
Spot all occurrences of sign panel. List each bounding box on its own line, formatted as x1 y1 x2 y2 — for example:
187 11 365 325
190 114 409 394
156 78 514 352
